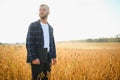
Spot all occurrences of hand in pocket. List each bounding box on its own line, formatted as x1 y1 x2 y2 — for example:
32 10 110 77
32 58 40 65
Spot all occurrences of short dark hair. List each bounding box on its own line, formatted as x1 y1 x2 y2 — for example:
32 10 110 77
40 4 49 11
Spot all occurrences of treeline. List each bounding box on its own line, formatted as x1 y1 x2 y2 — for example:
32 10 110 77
85 38 120 42
69 34 120 42
69 38 120 42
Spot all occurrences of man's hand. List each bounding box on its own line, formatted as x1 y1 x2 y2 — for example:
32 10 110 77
32 58 40 65
52 58 57 65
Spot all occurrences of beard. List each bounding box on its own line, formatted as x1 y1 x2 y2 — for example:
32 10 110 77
40 14 48 19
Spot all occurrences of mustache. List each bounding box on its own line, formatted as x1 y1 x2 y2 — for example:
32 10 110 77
40 15 48 19
40 13 48 19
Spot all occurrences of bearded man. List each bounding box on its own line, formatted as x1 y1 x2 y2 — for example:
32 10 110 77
26 4 57 80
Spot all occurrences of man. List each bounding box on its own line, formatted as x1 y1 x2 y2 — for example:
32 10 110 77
26 4 57 80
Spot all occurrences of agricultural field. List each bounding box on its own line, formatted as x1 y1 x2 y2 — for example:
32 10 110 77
0 42 120 80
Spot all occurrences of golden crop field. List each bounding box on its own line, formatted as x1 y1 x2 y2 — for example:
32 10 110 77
0 42 120 80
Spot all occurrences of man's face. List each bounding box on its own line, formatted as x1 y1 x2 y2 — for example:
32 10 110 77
39 6 49 19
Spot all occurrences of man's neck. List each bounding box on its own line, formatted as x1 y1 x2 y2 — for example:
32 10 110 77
40 18 47 24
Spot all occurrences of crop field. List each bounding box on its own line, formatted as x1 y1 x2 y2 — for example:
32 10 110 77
0 42 120 80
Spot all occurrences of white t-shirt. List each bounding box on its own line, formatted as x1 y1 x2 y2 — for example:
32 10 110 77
40 22 50 52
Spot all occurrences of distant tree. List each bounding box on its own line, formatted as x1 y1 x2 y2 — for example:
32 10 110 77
86 38 93 42
116 34 120 38
0 43 2 45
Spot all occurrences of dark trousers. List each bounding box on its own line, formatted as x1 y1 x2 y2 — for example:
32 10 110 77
31 61 52 80
31 52 52 80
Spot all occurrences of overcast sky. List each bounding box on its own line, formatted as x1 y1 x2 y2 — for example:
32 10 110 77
0 0 120 43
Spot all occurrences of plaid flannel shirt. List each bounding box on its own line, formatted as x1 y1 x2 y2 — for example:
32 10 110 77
26 20 56 63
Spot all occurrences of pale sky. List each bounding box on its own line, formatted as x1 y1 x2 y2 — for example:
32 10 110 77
0 0 120 43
